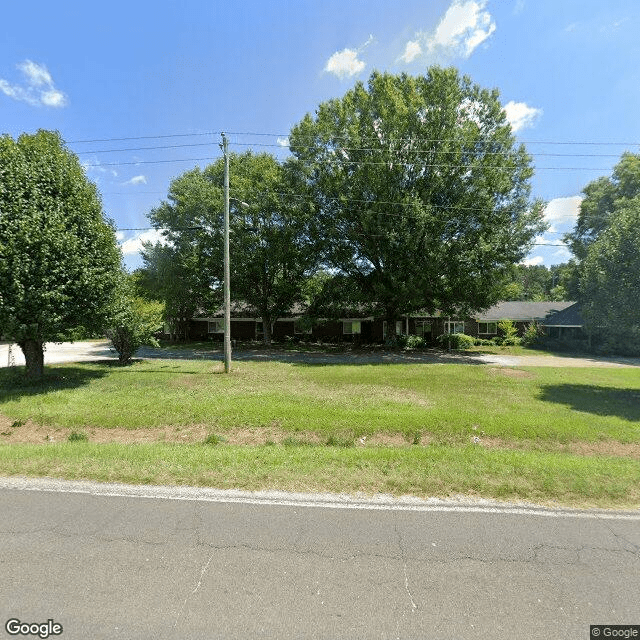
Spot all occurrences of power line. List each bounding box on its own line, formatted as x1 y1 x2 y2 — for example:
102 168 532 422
65 128 640 147
66 131 221 144
83 157 220 167
230 141 627 159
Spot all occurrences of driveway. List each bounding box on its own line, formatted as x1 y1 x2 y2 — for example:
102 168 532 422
1 340 639 368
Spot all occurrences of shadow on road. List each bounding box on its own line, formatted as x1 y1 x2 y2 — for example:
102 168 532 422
538 383 640 422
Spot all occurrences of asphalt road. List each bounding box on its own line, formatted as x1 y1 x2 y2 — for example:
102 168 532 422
1 478 638 640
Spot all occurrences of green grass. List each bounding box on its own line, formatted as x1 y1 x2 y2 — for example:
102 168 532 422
0 442 637 508
2 360 638 443
1 359 639 507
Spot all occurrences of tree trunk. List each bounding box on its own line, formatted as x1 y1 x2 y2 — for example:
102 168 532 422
384 310 398 345
18 339 44 379
262 315 272 345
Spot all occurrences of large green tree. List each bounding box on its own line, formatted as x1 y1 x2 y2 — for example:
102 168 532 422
289 68 546 328
140 240 212 341
565 152 640 260
147 151 317 343
580 200 640 353
0 130 122 377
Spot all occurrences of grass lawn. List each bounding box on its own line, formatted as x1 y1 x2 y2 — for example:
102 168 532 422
1 359 639 507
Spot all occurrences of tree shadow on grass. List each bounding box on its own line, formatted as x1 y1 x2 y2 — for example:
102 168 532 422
538 384 640 422
0 363 116 402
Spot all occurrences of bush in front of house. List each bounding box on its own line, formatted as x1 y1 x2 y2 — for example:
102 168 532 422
404 335 426 350
494 320 522 346
521 321 545 347
437 333 475 350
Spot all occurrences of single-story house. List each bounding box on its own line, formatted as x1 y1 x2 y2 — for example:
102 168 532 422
540 302 586 339
162 300 582 344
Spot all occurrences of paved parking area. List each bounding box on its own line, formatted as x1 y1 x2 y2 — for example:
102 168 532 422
2 341 638 368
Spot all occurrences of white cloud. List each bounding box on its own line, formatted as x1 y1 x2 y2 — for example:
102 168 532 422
503 101 543 132
325 48 366 79
426 0 496 59
325 35 374 79
521 256 544 266
0 60 67 108
120 229 170 256
400 40 422 63
399 1 495 66
123 175 147 186
553 247 572 260
277 137 289 147
543 196 582 225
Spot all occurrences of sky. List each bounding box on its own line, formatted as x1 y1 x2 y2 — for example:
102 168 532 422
1 0 639 271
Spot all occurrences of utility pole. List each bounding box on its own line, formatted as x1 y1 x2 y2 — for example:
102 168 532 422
222 133 231 373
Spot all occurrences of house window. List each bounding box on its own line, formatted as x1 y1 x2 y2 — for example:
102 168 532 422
478 322 497 335
415 321 432 337
208 320 224 334
447 321 465 334
343 321 361 335
294 320 312 335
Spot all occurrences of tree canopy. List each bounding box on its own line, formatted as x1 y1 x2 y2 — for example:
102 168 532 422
0 130 122 377
565 152 640 260
288 68 546 326
146 151 317 343
574 153 640 353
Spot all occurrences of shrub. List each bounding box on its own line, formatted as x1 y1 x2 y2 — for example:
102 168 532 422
473 338 494 346
437 333 475 350
495 319 521 346
595 331 640 357
105 296 164 365
385 334 407 348
521 321 544 347
404 335 426 350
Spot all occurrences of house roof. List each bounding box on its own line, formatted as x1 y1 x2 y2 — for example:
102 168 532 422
541 302 584 327
476 301 576 322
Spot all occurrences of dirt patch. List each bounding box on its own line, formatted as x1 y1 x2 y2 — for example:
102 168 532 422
1 413 637 458
475 435 640 460
568 440 640 459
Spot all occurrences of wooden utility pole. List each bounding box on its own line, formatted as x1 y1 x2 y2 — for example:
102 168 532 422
222 133 231 373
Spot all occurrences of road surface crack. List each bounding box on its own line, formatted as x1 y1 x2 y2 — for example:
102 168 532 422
174 552 215 628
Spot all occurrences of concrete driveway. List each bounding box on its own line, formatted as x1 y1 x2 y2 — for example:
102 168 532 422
1 340 639 368
0 340 116 367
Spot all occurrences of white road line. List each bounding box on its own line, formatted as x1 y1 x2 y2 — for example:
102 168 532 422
1 476 639 520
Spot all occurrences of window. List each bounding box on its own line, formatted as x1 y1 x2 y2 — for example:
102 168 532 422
343 321 361 335
415 321 432 337
208 320 224 334
478 322 497 335
294 320 312 335
447 321 465 334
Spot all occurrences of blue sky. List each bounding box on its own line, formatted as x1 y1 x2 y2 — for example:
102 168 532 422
2 0 639 270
